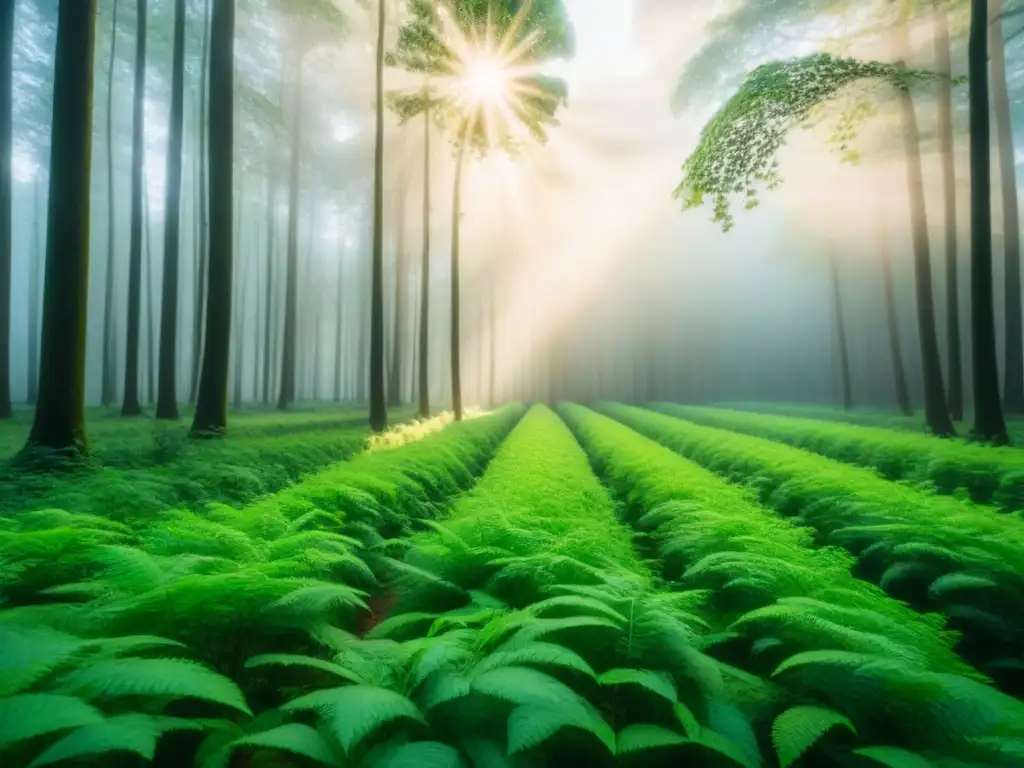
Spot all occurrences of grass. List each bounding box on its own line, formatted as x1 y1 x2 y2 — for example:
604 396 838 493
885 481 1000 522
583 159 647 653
656 403 1024 511
603 403 1024 693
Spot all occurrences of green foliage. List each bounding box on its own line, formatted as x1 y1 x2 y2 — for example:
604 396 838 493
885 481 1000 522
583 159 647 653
772 705 856 766
675 53 948 231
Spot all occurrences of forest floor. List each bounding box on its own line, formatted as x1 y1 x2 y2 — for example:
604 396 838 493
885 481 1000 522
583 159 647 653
3 401 1024 767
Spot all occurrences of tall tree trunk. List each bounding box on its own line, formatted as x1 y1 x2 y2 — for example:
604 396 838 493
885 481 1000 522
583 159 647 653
191 0 233 437
189 0 210 405
276 49 303 411
143 174 155 404
893 17 956 436
449 131 468 421
934 7 963 421
828 245 853 410
232 244 245 408
0 0 13 419
262 165 275 404
101 0 119 407
121 0 146 415
27 174 42 404
156 0 185 419
388 182 407 407
369 0 387 431
333 238 344 402
418 88 431 417
991 0 1024 414
27 0 97 455
968 0 1010 442
880 216 913 416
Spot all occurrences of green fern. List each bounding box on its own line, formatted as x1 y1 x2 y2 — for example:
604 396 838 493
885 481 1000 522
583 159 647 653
471 666 591 714
27 713 202 767
852 746 938 767
614 723 688 754
772 705 856 767
0 693 102 748
225 723 339 766
244 653 364 684
507 703 616 755
55 657 252 714
472 641 596 679
597 668 677 702
371 740 463 767
283 685 426 754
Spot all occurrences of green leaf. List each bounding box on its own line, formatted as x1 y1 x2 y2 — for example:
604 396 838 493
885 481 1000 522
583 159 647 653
615 723 688 754
691 729 759 768
366 612 440 641
674 701 700 737
772 706 856 767
0 625 87 695
473 641 596 679
420 672 472 712
528 595 628 624
245 654 364 684
927 573 999 599
228 724 337 766
472 667 590 714
597 668 677 702
772 650 881 678
507 705 615 755
0 694 103 748
268 583 368 615
853 746 938 768
28 714 200 768
56 658 252 714
371 741 464 767
283 685 425 754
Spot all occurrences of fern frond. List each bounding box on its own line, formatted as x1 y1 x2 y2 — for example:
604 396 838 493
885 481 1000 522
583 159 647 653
527 595 628 624
852 746 938 767
0 624 88 695
27 714 201 768
282 685 425 754
0 693 102 748
615 723 688 754
226 724 338 766
473 641 596 680
244 654 364 684
508 704 615 755
772 705 856 767
472 666 590 715
372 740 464 767
597 668 677 702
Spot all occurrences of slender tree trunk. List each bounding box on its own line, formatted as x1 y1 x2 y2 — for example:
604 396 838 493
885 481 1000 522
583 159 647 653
27 174 42 404
450 131 468 421
232 245 245 408
0 0 13 419
189 0 211 404
369 0 387 431
880 216 913 416
156 0 186 419
990 0 1024 414
144 175 155 404
827 245 853 410
333 238 344 402
934 7 963 421
894 24 956 436
101 0 119 407
276 49 303 411
120 0 147 415
191 0 233 437
262 164 275 404
418 89 431 417
388 182 407 406
968 0 1010 442
27 0 97 455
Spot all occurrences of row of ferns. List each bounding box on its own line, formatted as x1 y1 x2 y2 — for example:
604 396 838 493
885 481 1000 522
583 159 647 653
4 402 1024 765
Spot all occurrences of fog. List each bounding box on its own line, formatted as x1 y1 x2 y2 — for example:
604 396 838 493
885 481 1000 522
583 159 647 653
6 0 1024 415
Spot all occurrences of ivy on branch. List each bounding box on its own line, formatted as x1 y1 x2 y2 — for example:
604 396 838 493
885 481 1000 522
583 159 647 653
675 52 949 231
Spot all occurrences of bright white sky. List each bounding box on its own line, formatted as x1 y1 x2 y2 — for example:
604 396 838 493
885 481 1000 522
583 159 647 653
550 0 647 84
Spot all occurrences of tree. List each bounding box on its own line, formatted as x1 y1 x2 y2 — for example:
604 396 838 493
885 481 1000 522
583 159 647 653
369 0 387 432
968 0 1010 442
827 243 853 410
417 84 431 417
388 172 409 407
676 52 957 435
191 0 234 437
0 0 13 420
27 175 42 405
156 0 186 420
101 0 120 408
389 0 575 421
189 0 210 405
879 211 913 416
27 0 98 456
991 0 1024 414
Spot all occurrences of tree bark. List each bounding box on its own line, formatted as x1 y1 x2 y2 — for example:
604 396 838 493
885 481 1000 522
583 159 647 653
191 0 233 437
418 88 431 417
388 180 407 406
143 172 155 404
990 0 1024 414
189 0 211 405
934 7 963 421
450 132 468 421
27 174 42 405
156 0 186 419
893 29 956 436
333 243 344 402
828 246 853 410
276 48 303 411
968 0 1010 442
27 0 98 456
880 217 913 416
0 0 13 419
369 0 387 431
261 164 275 404
101 0 119 407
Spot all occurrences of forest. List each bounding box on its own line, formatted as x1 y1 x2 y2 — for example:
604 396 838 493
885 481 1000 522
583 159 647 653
3 0 1024 765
